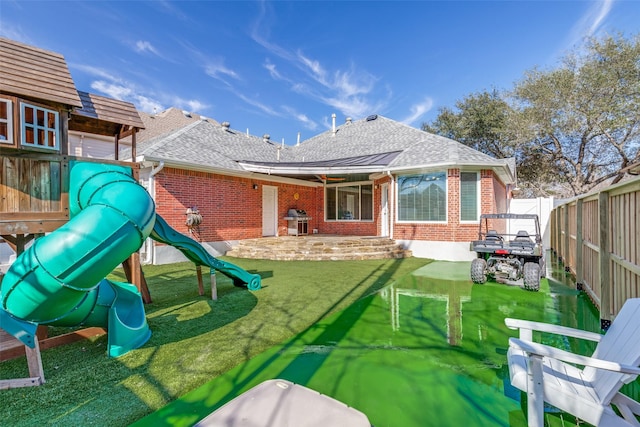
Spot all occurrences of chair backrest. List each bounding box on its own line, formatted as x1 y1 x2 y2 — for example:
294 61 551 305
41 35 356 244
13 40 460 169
486 230 501 241
584 298 640 403
514 230 531 242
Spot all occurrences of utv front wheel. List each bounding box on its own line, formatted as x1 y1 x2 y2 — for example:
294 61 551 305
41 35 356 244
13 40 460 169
523 262 541 291
471 258 487 284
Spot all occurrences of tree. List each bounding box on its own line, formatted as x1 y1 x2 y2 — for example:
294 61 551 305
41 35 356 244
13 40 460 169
512 33 640 196
424 33 640 198
423 89 516 159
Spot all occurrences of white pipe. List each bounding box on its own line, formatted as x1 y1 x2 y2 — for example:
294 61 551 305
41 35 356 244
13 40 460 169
143 161 165 264
387 171 395 239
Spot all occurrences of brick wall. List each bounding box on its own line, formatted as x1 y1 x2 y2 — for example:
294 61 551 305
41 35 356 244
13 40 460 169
154 167 507 243
394 168 506 242
155 168 262 241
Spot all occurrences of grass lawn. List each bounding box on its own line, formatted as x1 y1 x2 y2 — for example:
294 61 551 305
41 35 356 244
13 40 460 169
1 256 432 426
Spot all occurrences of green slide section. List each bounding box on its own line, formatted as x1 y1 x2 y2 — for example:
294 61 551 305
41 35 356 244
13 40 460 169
150 215 262 291
0 162 153 357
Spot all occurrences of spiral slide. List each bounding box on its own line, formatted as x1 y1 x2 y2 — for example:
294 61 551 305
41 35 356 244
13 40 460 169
0 161 260 358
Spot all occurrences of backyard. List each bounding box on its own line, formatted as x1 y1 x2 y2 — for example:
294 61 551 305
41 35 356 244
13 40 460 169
1 256 429 426
0 254 625 426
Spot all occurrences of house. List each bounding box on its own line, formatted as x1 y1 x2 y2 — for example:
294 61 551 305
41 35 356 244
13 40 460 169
132 114 516 263
0 36 516 267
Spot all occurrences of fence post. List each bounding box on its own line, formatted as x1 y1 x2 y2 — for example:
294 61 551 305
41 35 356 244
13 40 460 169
599 191 611 329
576 199 583 286
563 205 570 267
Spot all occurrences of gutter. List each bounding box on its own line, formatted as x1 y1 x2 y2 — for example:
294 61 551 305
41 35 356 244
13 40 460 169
143 161 164 265
387 171 395 239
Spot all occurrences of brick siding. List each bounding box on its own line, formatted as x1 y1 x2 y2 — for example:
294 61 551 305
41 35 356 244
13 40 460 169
154 167 506 243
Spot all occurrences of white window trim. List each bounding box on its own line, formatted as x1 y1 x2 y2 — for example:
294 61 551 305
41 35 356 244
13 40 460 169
20 102 60 150
324 181 375 222
460 171 481 224
395 172 448 224
0 98 13 144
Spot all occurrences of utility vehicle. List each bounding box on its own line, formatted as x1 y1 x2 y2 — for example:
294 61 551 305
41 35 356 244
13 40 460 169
470 213 545 291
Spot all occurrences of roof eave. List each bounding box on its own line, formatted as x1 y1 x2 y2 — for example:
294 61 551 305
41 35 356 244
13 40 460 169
238 163 386 175
140 155 322 187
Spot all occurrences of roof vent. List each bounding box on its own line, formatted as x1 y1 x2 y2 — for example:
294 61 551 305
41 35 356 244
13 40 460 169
366 114 378 122
222 121 230 130
182 110 192 118
345 117 352 124
263 134 271 143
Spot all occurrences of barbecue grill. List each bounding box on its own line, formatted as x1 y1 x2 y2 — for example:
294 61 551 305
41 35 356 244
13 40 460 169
284 209 311 236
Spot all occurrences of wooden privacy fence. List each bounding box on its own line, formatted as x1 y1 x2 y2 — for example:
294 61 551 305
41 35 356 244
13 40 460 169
551 177 640 328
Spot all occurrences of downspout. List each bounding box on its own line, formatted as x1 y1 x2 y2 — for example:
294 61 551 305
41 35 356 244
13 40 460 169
387 171 395 239
143 161 165 264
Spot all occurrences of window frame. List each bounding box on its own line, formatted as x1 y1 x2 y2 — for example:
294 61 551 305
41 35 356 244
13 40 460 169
396 171 448 223
324 181 374 222
20 101 60 151
460 171 481 223
0 97 13 145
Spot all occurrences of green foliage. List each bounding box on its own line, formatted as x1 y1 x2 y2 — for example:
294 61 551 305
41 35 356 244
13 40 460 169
425 33 640 197
0 257 430 427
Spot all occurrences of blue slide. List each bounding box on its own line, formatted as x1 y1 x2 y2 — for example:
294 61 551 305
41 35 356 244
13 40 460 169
0 161 260 357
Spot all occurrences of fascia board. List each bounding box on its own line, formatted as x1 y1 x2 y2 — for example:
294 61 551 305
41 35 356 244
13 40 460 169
140 156 322 187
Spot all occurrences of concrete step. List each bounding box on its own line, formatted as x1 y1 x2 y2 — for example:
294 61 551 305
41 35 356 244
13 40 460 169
225 236 412 261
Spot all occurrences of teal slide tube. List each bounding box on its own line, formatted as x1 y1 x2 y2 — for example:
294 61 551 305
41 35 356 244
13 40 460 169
1 162 154 357
0 161 260 358
150 215 262 291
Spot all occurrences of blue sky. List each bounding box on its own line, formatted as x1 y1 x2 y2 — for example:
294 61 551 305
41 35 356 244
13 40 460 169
1 1 638 145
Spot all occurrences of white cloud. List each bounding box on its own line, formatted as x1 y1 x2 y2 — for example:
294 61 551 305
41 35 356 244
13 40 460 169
134 40 159 56
401 98 434 125
235 92 280 117
282 106 318 131
205 61 240 83
264 60 284 80
0 22 31 45
566 0 615 49
91 80 164 113
80 64 209 115
250 3 384 120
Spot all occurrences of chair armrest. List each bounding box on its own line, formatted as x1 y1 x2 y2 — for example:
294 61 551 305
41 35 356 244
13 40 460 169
505 318 603 342
509 338 640 375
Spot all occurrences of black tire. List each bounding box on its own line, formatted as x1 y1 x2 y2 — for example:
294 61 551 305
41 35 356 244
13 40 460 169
539 258 546 278
523 262 540 291
471 258 487 284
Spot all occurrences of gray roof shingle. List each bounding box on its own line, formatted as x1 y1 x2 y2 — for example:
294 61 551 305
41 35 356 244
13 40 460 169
133 113 515 184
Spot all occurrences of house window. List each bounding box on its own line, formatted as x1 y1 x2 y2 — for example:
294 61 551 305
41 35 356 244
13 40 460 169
325 183 373 221
460 172 480 222
21 103 59 150
0 98 12 144
398 172 447 222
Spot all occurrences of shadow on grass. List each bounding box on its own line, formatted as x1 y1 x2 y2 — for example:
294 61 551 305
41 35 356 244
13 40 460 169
134 257 427 426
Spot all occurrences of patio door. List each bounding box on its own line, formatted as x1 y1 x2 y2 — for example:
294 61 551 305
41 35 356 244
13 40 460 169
262 185 278 236
381 183 389 236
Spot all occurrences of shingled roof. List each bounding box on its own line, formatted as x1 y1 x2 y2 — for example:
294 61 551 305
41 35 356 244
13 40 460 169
73 91 144 129
132 119 289 171
0 37 82 108
134 113 515 185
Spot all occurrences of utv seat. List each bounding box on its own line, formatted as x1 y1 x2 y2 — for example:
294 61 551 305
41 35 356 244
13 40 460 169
486 230 502 241
514 230 532 242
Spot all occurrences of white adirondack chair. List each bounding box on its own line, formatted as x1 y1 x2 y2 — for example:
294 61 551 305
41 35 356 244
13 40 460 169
505 298 640 427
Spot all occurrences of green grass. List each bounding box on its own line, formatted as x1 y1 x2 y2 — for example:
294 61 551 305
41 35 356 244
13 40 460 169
1 256 431 426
